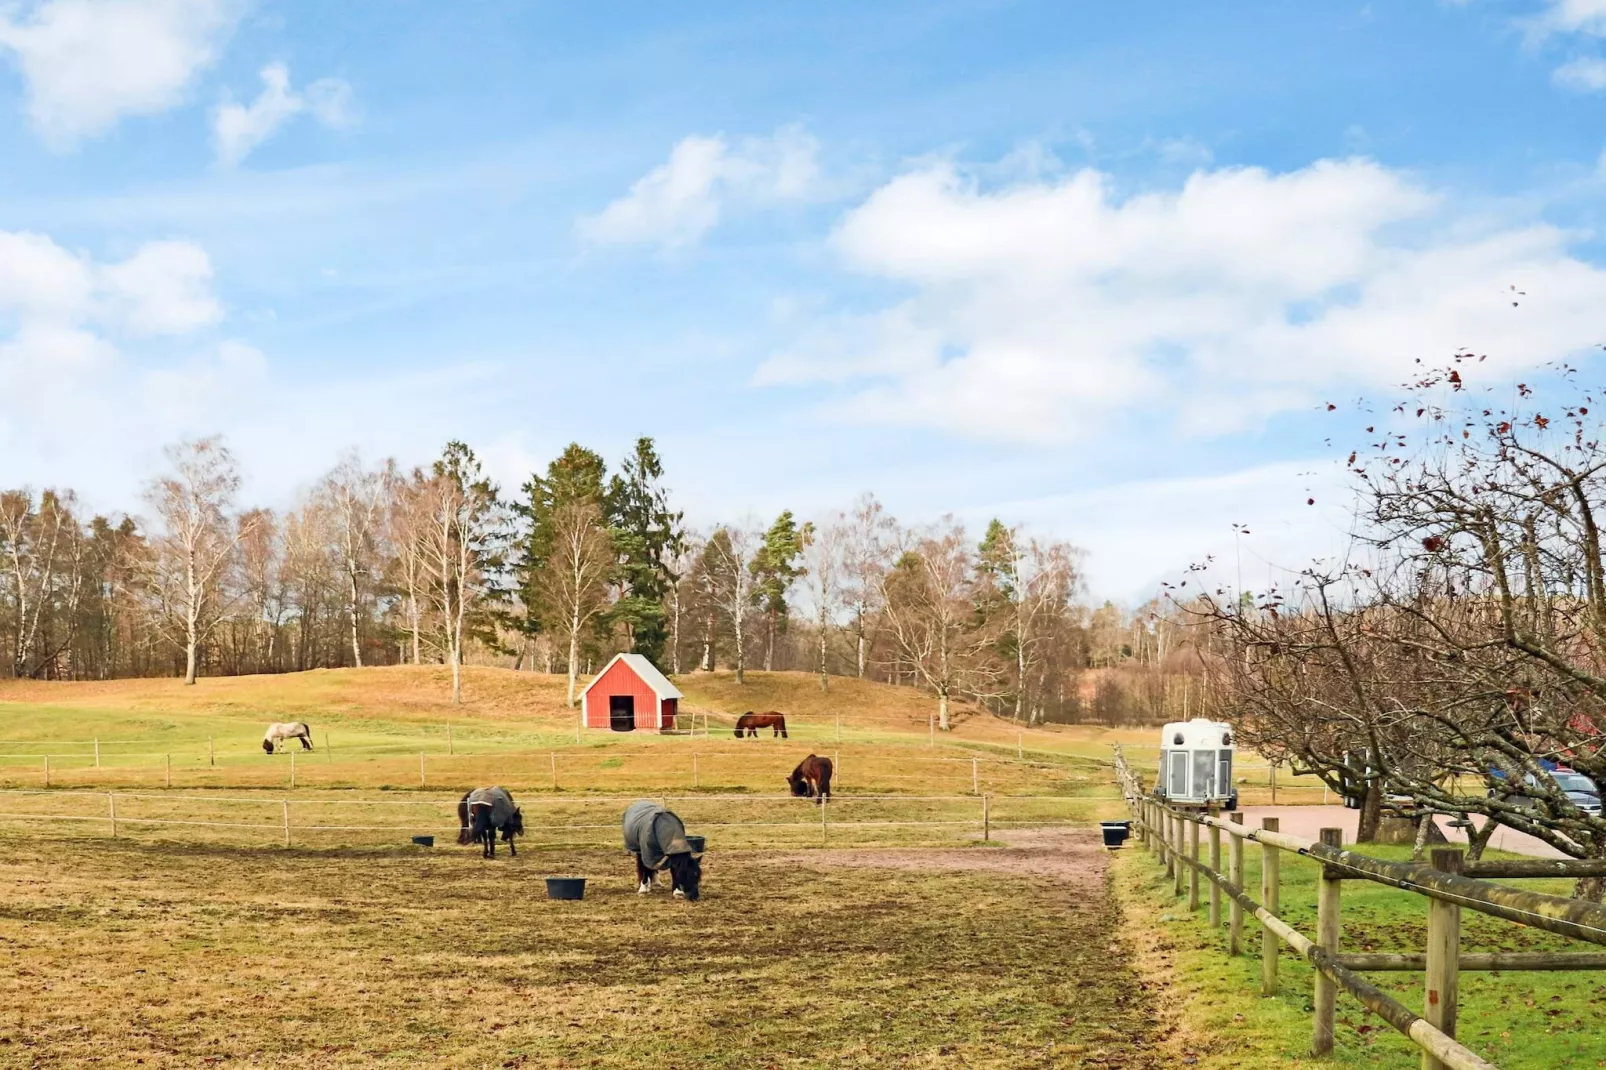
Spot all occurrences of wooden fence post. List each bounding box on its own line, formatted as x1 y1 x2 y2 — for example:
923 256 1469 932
448 723 454 756
972 757 979 795
165 753 172 789
1314 827 1344 1056
929 714 935 747
1187 818 1201 911
43 754 49 788
820 795 828 847
1423 848 1464 1070
1229 812 1245 955
1017 730 1023 760
1173 813 1186 897
1269 761 1278 804
1162 808 1174 877
107 793 117 837
1208 822 1222 928
209 736 214 767
419 752 426 788
94 738 100 768
982 794 991 842
834 751 841 791
1261 817 1281 995
282 800 291 848
693 752 700 788
289 751 296 789
550 751 558 790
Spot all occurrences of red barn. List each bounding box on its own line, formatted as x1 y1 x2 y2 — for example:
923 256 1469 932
581 653 683 732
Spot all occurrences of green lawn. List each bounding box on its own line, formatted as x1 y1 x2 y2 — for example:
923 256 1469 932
1115 838 1606 1069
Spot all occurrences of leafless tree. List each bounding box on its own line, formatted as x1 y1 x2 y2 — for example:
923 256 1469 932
0 489 88 678
419 443 504 705
317 452 390 668
144 438 259 685
706 523 759 683
539 499 614 706
841 492 897 678
800 517 844 691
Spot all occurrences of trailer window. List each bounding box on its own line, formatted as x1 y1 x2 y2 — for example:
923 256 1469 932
1218 750 1233 798
1193 749 1215 799
1168 751 1188 797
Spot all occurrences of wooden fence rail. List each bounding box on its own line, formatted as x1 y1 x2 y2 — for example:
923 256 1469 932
1113 746 1606 1070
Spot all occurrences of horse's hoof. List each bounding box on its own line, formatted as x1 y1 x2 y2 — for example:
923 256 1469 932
637 883 650 895
672 888 685 899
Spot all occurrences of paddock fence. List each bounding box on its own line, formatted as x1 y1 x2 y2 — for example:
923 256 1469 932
1114 745 1606 1070
0 786 1117 850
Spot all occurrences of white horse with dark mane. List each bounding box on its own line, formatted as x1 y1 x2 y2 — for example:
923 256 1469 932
262 722 314 753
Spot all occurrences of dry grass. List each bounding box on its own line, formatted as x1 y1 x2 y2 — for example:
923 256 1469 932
0 830 1165 1068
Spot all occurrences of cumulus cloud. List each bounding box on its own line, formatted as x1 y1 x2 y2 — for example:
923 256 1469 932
1554 55 1606 89
213 62 358 167
758 157 1606 443
0 231 223 393
579 125 821 247
0 0 239 147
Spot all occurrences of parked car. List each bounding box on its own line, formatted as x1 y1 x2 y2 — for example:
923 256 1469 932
1497 771 1602 815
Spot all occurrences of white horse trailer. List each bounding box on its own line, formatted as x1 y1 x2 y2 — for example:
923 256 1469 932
1156 717 1237 809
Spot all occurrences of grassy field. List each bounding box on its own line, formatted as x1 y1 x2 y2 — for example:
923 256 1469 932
0 829 1166 1069
1113 837 1606 1069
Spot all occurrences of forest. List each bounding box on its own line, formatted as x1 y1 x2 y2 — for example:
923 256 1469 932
0 434 1192 725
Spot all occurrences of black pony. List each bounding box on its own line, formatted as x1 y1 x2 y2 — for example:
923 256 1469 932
457 786 525 858
622 800 703 901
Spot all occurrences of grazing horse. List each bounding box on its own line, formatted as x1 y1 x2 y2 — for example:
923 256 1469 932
457 786 525 858
787 754 833 804
262 722 313 754
622 800 703 901
734 711 788 738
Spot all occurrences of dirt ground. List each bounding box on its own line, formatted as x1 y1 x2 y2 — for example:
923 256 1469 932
0 827 1165 1069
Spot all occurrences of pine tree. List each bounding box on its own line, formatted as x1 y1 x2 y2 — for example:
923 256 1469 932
751 510 807 672
604 437 683 668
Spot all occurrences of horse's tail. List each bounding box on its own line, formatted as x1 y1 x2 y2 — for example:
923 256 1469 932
456 794 472 845
817 761 832 799
301 722 313 749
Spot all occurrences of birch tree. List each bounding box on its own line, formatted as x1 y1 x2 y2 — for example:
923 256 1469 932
144 438 258 685
386 468 434 666
841 493 896 678
0 489 89 678
539 499 615 705
800 517 844 691
880 518 1000 730
317 452 389 668
421 442 504 705
706 523 759 683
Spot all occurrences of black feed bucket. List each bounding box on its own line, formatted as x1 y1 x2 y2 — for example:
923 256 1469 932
685 835 706 854
412 835 434 847
1099 821 1131 849
545 877 587 900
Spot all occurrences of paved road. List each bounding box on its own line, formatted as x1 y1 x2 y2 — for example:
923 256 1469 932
1233 804 1566 859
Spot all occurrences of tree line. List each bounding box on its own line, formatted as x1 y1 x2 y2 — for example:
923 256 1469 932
0 434 1195 725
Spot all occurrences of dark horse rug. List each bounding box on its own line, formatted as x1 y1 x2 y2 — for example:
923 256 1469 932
458 786 523 857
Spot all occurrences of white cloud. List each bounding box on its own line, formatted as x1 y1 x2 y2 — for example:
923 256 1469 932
1541 0 1606 35
579 124 821 247
1554 55 1606 89
0 0 238 147
213 62 358 167
100 240 221 334
759 157 1606 443
0 231 223 392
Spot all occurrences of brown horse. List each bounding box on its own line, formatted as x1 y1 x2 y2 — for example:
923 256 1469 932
734 711 788 738
787 754 832 803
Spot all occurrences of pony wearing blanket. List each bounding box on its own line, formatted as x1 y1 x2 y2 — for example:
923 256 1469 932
457 786 525 858
787 754 833 803
622 800 703 900
734 711 787 738
262 722 313 753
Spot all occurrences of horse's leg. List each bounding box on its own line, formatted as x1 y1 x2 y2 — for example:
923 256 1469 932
635 855 652 894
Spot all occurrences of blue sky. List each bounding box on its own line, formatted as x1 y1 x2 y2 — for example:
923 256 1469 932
3 0 1606 601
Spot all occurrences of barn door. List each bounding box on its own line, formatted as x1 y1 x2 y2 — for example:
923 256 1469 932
609 695 635 732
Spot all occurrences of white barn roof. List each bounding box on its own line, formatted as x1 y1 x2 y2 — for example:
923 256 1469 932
580 653 683 701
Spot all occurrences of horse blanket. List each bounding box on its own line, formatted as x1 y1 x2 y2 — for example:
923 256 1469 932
622 800 695 871
466 786 518 829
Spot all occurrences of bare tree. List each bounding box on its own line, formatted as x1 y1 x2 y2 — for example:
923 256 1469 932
419 443 504 705
317 452 389 668
144 438 259 685
841 492 896 678
0 489 88 678
386 468 434 666
539 499 615 706
801 517 845 691
880 518 1001 730
706 523 759 684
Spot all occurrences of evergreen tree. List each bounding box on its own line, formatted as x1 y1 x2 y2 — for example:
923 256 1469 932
751 510 807 671
511 444 609 646
604 437 683 667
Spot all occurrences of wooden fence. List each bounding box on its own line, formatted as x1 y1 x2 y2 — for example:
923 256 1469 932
1113 746 1606 1070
